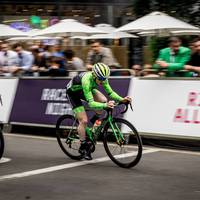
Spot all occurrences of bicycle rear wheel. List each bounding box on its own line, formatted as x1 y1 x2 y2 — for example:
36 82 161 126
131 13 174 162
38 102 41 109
56 115 82 160
103 118 142 168
0 129 4 159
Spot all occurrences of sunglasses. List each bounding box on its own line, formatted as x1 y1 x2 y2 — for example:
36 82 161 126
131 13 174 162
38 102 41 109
97 77 106 81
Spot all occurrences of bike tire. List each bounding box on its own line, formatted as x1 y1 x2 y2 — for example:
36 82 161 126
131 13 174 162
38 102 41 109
103 118 142 168
56 114 82 160
0 129 4 160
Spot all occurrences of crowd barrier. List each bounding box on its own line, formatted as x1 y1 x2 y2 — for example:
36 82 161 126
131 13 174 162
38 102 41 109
124 77 200 140
0 78 18 123
7 76 131 127
1 75 200 140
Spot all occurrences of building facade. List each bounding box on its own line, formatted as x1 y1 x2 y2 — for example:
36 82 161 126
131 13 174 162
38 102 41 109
0 0 134 31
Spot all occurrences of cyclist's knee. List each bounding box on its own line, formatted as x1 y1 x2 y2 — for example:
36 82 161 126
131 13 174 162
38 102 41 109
79 118 88 126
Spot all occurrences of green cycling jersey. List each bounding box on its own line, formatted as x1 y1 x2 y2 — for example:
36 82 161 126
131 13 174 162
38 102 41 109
67 72 123 110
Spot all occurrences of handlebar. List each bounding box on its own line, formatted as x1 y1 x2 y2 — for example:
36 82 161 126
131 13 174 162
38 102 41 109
119 102 133 114
104 101 133 115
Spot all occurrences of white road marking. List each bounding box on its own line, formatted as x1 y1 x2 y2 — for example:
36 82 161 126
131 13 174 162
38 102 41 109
0 149 159 182
0 157 11 164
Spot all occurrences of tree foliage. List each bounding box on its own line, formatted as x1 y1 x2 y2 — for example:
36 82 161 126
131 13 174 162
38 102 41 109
132 0 200 26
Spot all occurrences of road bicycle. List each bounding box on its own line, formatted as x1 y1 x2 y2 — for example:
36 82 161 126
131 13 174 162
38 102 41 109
0 124 4 160
56 103 143 168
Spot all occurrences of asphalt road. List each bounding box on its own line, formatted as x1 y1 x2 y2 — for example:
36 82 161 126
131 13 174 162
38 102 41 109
0 133 200 200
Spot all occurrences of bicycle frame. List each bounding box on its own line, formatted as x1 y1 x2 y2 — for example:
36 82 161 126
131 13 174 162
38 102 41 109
86 110 125 145
67 103 130 144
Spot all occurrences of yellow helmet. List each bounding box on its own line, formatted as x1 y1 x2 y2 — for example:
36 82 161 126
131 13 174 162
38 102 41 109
92 63 110 81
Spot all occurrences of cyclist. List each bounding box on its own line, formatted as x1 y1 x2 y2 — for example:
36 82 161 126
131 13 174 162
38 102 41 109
66 63 131 160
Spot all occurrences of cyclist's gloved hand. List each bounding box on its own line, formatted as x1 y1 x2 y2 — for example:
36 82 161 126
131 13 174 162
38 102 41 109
121 96 132 104
107 100 115 109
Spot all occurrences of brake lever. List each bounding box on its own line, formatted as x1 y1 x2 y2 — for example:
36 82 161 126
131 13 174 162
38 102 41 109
130 103 133 111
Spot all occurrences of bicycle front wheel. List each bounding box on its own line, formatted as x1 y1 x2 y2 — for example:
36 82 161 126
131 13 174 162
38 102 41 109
0 129 4 159
103 118 142 168
56 115 82 160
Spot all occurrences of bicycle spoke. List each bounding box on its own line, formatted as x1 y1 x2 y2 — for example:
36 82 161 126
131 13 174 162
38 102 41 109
56 115 82 160
103 118 142 168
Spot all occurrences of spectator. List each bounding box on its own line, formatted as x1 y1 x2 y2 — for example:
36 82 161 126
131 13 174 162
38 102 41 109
188 38 198 54
40 45 55 70
131 64 142 77
30 45 49 76
37 42 45 53
12 43 34 76
0 40 3 51
86 40 119 70
42 45 54 59
0 42 18 76
48 56 67 77
52 44 66 68
185 38 200 76
153 37 192 77
64 49 85 70
52 44 64 57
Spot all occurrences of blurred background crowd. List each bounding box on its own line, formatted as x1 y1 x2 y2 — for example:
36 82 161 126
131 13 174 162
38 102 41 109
0 36 199 78
0 39 124 77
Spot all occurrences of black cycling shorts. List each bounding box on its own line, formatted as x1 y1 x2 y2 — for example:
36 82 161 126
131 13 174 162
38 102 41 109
66 89 86 110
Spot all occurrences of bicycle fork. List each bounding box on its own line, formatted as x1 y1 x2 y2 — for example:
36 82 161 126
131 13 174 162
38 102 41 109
108 117 125 146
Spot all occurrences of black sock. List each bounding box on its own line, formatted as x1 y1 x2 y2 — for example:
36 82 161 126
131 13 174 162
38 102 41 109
81 139 87 144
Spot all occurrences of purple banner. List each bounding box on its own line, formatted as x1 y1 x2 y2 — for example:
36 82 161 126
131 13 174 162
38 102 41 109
9 77 131 126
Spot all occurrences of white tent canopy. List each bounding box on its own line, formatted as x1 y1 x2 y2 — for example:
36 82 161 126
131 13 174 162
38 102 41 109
7 36 61 41
26 29 40 37
139 29 200 37
171 29 200 36
95 24 116 33
33 19 105 37
87 31 138 39
116 11 199 33
70 36 89 40
0 24 28 39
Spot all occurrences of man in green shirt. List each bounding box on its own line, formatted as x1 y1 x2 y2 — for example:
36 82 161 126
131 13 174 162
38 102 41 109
66 63 131 160
153 37 192 77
